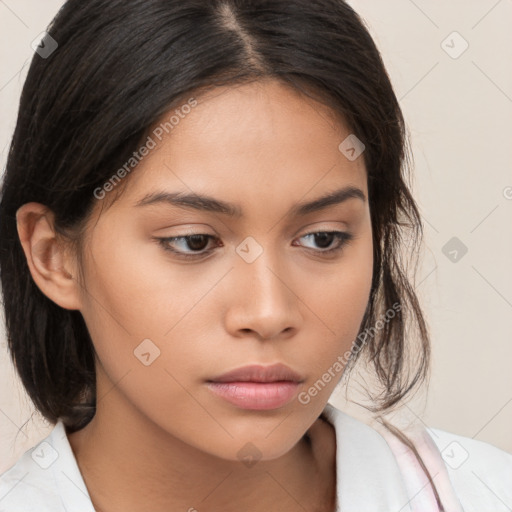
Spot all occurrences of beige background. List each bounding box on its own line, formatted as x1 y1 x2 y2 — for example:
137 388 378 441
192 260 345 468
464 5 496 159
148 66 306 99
1 0 511 473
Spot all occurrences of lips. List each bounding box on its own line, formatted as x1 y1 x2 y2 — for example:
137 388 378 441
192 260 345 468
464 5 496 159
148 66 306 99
206 363 304 410
207 363 304 384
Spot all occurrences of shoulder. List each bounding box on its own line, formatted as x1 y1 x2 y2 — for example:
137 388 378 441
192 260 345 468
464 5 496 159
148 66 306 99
0 434 63 512
376 414 512 511
428 426 512 511
0 421 94 512
323 402 512 511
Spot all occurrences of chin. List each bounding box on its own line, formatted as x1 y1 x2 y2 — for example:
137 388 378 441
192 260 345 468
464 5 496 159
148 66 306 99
196 423 308 464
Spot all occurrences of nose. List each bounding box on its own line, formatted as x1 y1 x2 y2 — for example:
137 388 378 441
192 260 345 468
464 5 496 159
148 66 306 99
223 249 303 341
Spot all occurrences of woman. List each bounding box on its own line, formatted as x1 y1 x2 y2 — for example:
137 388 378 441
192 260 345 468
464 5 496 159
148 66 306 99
0 1 510 511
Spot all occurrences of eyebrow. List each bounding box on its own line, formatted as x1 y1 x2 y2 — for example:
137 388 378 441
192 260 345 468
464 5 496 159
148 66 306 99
134 185 366 218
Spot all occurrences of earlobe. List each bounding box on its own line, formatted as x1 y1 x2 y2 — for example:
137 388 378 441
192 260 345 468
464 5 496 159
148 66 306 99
16 202 83 311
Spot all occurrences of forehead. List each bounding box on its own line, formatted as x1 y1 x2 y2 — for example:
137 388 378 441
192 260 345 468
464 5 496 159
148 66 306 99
100 79 367 215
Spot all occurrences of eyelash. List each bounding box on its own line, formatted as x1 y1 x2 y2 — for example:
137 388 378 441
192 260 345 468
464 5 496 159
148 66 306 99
154 231 354 260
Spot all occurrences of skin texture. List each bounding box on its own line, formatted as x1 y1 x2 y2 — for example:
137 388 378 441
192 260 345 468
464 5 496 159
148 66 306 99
16 78 373 512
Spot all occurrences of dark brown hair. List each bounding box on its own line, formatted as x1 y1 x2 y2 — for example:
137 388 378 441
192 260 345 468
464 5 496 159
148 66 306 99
0 0 441 507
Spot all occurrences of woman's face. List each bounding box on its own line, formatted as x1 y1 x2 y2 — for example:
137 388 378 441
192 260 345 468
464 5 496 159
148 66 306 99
75 78 373 461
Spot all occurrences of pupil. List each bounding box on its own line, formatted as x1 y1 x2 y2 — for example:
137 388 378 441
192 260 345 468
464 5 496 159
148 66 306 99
315 232 333 249
188 235 208 251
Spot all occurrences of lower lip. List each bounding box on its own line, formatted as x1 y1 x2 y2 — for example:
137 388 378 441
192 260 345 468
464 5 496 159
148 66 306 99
206 381 300 410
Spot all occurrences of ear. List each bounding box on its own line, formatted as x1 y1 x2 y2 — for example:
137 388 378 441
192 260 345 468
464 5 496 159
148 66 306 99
16 202 83 311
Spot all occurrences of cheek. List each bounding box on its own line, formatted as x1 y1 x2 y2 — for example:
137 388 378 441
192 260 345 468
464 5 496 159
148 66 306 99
313 232 373 329
300 231 373 377
79 241 216 443
78 231 225 392
79 230 211 339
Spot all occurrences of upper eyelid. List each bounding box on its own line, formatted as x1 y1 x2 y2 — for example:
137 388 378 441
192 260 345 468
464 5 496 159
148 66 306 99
162 228 349 241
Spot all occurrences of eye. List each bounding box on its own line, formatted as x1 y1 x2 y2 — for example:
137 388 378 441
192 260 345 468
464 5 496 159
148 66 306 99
155 230 354 260
294 231 354 255
155 234 219 259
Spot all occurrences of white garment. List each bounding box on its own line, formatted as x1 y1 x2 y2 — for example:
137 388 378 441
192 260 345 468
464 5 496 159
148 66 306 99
0 402 511 511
